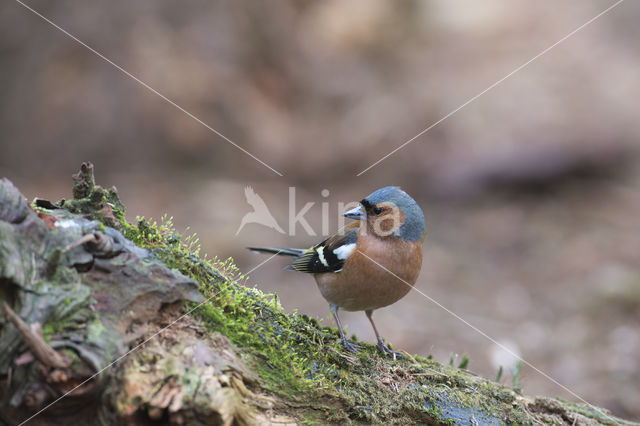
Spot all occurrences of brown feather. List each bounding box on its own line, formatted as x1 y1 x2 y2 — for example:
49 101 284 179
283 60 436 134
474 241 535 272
314 228 422 312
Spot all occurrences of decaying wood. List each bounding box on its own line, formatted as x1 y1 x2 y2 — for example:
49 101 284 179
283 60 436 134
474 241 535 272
0 172 295 425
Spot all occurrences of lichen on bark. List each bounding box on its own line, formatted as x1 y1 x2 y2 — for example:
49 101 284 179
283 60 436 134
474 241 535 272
0 165 636 425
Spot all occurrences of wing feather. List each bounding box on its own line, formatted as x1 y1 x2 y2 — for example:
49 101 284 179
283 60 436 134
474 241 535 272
288 223 359 273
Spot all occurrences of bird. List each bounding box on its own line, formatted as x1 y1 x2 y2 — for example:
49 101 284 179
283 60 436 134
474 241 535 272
249 186 426 357
236 186 285 235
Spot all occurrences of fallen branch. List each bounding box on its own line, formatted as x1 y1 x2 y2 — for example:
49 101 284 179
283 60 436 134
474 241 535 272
2 302 71 369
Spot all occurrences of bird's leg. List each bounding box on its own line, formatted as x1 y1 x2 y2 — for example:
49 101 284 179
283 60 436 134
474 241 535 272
366 310 404 360
330 304 362 353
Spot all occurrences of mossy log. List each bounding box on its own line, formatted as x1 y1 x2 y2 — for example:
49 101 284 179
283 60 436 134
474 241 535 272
0 164 636 425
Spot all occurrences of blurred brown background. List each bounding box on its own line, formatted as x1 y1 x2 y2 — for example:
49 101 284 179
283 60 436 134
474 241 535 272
2 0 640 420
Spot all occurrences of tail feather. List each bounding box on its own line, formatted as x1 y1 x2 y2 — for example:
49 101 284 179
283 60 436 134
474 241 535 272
247 246 306 257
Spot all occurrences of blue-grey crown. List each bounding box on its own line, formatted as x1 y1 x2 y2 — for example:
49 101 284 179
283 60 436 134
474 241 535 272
363 186 425 242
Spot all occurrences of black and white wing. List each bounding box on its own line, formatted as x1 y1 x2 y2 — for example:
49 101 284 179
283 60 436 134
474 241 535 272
287 226 358 274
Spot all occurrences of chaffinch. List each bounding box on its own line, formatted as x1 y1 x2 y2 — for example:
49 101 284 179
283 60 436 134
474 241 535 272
249 186 426 357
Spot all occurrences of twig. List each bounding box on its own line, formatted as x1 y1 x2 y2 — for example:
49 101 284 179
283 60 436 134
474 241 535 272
2 302 71 368
62 233 98 253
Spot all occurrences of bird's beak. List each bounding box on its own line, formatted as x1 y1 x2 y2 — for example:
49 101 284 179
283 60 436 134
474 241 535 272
343 205 365 220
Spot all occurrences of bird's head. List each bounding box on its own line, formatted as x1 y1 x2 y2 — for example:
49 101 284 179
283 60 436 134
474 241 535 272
343 186 425 241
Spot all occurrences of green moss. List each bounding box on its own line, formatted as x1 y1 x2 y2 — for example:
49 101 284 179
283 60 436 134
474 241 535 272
544 398 622 426
51 162 128 229
197 273 340 397
120 217 348 410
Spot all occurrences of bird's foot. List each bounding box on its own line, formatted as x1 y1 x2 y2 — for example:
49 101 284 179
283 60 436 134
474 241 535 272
340 338 363 353
377 342 404 360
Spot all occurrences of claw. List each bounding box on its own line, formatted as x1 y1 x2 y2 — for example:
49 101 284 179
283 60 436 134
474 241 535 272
377 342 404 360
340 338 363 353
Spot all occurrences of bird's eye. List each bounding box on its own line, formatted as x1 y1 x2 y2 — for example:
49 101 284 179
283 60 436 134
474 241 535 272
372 206 383 215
